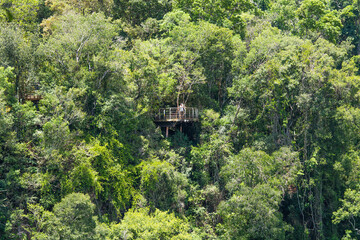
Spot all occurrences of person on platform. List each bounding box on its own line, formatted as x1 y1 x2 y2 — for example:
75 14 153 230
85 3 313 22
179 103 185 118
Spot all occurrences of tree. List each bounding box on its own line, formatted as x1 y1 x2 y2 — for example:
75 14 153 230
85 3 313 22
140 159 188 213
111 207 197 239
112 0 172 25
0 69 15 238
0 67 16 104
23 193 97 239
297 0 342 43
333 188 360 239
121 12 238 110
50 193 96 239
174 0 254 35
218 184 291 239
337 0 360 54
0 0 40 31
218 147 300 239
38 11 119 93
190 109 232 186
0 23 35 102
228 19 360 238
45 0 114 16
270 0 299 33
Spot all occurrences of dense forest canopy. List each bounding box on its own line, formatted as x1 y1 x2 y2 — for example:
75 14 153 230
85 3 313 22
1 0 360 239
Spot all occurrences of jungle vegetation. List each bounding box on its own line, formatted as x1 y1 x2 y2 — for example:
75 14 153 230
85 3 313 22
1 0 360 239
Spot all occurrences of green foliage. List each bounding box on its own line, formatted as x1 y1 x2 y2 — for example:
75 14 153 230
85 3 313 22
222 147 300 191
0 0 40 31
45 0 114 16
50 193 96 239
140 159 188 213
218 184 291 239
0 89 13 146
174 0 253 35
118 15 237 109
24 193 97 239
218 147 300 239
111 207 197 239
333 188 360 239
0 67 16 104
38 11 119 92
113 0 172 25
0 180 7 238
0 22 36 101
270 0 299 32
297 0 327 32
3 1 360 239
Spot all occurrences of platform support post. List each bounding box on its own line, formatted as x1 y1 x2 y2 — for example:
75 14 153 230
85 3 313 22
166 127 169 138
180 124 183 133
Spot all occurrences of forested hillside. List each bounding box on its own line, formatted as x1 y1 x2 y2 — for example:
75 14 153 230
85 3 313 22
1 0 360 239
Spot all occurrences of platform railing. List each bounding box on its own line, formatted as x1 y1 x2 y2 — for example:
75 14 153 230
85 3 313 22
24 85 42 101
154 107 199 121
25 94 42 101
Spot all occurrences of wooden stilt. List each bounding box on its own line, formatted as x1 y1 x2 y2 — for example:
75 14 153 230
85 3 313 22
180 124 183 133
166 127 169 138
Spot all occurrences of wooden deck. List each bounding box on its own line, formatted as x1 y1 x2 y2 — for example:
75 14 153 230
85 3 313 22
154 107 199 122
25 94 42 101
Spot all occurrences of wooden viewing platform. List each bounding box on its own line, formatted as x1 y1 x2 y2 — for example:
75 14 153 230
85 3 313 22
153 107 199 137
25 94 42 101
154 107 199 122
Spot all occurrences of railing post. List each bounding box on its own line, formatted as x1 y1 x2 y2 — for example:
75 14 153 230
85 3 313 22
154 107 199 121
